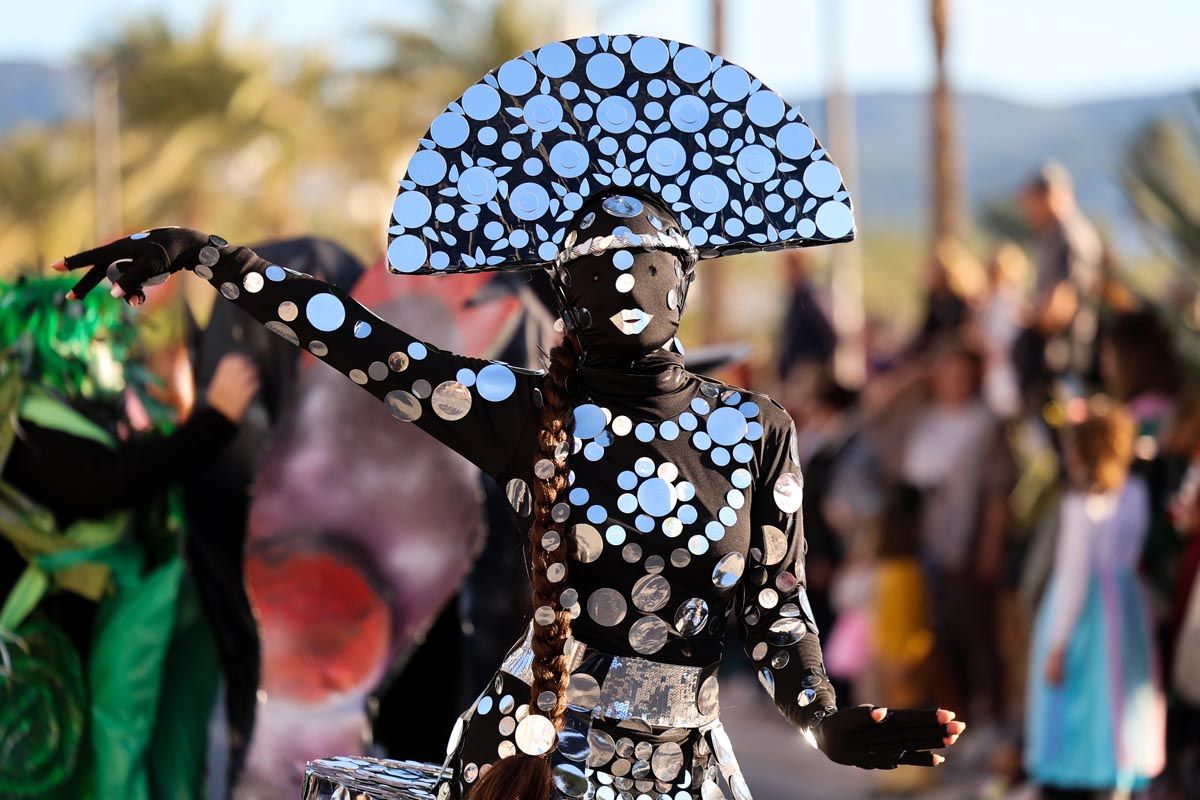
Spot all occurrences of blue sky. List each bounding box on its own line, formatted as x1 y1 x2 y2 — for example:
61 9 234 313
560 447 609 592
3 0 1197 104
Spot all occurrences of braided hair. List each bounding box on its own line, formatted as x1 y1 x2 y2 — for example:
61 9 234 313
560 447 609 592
469 332 580 800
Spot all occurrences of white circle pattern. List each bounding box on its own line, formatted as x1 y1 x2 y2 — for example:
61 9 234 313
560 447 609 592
388 35 853 275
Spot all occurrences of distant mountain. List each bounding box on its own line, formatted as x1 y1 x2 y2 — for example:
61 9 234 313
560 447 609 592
798 90 1194 246
0 61 87 134
0 60 1190 246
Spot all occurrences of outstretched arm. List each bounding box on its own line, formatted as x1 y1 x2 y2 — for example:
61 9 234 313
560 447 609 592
57 228 539 480
739 412 963 769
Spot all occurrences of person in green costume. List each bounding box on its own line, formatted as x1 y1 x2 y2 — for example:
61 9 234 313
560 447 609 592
0 275 259 799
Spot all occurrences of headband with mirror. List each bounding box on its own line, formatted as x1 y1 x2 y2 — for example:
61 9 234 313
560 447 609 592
387 34 854 276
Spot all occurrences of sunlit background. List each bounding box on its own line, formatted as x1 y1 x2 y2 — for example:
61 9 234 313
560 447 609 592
2 0 1198 362
3 3 1199 800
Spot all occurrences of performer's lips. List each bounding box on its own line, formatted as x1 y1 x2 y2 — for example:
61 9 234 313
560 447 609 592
610 308 653 335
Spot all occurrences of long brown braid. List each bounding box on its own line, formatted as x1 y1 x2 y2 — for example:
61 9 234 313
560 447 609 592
469 332 580 800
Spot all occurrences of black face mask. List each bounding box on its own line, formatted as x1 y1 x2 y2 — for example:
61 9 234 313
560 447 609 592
551 194 694 361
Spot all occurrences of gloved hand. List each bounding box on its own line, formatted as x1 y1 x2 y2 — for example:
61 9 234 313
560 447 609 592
53 227 224 305
812 705 964 769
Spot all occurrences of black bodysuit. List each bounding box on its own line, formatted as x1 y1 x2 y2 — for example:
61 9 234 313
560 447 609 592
192 246 832 800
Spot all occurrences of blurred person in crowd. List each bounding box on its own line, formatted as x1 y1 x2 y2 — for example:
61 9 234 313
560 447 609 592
1098 310 1181 436
1013 161 1104 404
776 248 836 377
873 484 939 795
901 340 1014 725
1025 401 1165 798
182 236 365 790
793 369 883 703
906 238 985 363
1099 310 1186 669
0 276 258 799
911 240 973 355
971 241 1032 419
1167 441 1200 799
775 248 836 390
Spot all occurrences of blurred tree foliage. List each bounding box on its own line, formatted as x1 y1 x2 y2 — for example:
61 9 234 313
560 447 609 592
0 2 555 275
1124 94 1200 286
1123 93 1200 364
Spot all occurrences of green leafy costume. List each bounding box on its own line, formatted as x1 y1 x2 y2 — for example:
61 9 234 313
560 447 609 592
0 276 218 799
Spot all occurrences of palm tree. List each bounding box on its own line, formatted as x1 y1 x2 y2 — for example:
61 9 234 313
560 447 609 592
1123 95 1200 366
929 0 961 247
1124 95 1200 281
0 129 94 272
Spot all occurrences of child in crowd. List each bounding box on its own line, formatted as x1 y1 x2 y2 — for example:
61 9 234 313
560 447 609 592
1025 401 1165 798
873 484 938 794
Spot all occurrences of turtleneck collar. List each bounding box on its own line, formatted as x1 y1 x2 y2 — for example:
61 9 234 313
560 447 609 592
575 348 698 418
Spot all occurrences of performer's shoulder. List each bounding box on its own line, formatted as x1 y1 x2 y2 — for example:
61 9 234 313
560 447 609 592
691 375 794 432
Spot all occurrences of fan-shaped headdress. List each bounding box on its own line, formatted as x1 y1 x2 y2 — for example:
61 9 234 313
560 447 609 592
386 34 854 275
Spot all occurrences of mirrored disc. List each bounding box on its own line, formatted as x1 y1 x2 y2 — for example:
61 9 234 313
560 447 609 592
573 403 608 439
388 351 410 372
651 741 684 782
762 525 789 565
515 714 556 756
476 363 517 402
571 525 604 563
305 293 345 332
628 615 671 654
445 716 465 755
558 728 590 763
384 389 421 422
587 728 617 767
674 597 709 636
587 588 627 626
768 618 806 647
552 763 589 798
705 407 748 446
636 477 677 517
773 472 804 513
506 478 532 517
711 552 745 590
630 574 671 613
697 674 720 716
264 322 298 346
277 301 298 321
432 380 472 420
566 672 601 709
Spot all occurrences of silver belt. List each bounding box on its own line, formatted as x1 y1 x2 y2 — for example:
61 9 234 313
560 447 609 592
498 625 720 729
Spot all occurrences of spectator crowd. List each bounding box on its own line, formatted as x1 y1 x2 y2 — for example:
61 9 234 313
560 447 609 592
773 163 1200 799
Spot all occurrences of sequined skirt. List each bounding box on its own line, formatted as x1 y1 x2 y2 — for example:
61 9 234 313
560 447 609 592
302 628 755 800
435 626 755 800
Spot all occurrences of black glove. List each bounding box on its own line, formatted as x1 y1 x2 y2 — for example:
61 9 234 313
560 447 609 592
812 705 956 770
56 227 223 304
